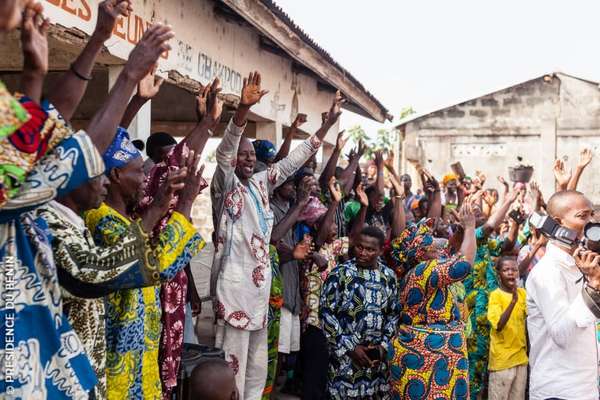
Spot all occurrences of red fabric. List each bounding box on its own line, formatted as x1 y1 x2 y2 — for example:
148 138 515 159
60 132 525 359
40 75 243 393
136 143 188 398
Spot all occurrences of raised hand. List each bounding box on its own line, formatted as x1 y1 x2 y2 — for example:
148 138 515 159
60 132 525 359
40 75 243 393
329 176 342 202
324 90 345 127
356 183 369 207
94 0 132 42
136 64 164 100
21 4 49 77
459 204 476 230
240 71 269 107
385 150 395 168
553 159 572 189
578 148 593 169
357 139 368 158
497 176 509 188
335 130 348 151
374 150 384 169
124 23 174 83
292 113 307 128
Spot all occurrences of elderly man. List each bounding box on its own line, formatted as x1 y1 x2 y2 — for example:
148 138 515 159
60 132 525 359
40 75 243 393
210 71 343 399
526 190 600 400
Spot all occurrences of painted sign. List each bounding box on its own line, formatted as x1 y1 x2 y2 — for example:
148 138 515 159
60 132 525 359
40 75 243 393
43 0 242 94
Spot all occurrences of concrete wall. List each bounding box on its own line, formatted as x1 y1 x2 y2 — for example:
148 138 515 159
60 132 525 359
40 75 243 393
404 74 600 203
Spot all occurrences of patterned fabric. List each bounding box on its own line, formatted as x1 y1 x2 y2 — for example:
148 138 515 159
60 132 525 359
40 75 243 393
101 127 141 173
0 130 104 399
262 245 283 399
301 236 349 330
463 227 504 399
0 95 72 209
391 219 434 274
135 140 207 398
84 203 204 400
388 255 471 400
298 196 328 225
210 118 321 332
34 200 161 400
320 258 399 399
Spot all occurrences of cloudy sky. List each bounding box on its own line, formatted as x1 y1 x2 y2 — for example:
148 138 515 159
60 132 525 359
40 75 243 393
276 0 600 136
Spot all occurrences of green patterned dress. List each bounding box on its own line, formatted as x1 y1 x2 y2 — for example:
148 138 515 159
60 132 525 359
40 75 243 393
262 245 284 399
463 226 504 399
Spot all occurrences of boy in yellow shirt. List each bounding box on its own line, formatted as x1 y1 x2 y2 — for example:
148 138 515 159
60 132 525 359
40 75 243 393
487 256 528 400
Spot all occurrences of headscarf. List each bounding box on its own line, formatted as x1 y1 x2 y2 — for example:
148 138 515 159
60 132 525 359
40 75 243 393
442 172 458 186
298 196 328 226
253 139 276 164
391 218 434 273
102 127 141 173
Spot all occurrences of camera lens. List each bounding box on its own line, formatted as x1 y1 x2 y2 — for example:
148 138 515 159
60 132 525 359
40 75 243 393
584 223 600 252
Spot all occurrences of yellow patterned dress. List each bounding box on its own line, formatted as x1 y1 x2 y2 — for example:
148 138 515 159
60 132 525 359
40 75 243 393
389 255 471 400
85 203 204 400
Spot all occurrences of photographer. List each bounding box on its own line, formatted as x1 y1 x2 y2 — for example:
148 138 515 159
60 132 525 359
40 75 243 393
526 190 599 400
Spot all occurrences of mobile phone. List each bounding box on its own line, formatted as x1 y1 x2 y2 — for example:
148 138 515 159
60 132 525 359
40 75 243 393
509 209 525 225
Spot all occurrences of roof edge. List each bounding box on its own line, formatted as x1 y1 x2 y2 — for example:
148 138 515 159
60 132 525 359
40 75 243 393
219 0 391 123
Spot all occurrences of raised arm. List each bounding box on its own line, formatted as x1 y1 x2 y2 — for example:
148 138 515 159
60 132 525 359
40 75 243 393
423 170 442 220
318 130 346 192
553 159 571 192
482 189 519 237
120 66 163 129
20 4 48 103
48 0 131 121
389 173 406 238
374 150 385 199
568 148 593 191
269 92 344 189
350 183 369 244
501 217 520 254
339 142 366 196
274 113 306 162
86 24 174 154
315 178 342 248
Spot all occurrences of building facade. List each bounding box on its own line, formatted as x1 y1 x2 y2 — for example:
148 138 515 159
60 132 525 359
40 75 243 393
396 73 600 203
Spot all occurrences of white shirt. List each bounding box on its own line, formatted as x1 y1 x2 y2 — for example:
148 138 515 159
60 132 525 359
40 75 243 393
209 118 321 331
526 241 599 400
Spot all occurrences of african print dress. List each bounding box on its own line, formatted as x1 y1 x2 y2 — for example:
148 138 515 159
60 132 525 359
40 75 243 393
262 245 283 399
320 259 399 399
388 254 472 400
35 200 161 400
463 227 503 399
84 203 204 400
1 98 103 399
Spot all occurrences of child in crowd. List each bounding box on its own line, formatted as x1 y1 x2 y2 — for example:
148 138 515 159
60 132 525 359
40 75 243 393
190 358 239 400
487 256 528 400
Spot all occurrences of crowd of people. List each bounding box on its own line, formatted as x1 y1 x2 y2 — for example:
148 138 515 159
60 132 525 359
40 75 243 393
3 1 600 400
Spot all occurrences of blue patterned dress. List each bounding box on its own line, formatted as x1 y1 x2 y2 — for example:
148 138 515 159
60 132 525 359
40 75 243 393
389 255 472 400
320 259 399 399
1 126 104 399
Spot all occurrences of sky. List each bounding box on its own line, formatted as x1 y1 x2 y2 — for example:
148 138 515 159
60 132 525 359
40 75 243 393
275 0 600 138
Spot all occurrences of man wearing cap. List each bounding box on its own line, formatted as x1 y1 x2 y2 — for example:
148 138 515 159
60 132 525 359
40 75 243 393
84 126 206 399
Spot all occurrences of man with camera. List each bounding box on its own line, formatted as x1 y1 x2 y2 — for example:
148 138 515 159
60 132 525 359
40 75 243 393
526 190 599 400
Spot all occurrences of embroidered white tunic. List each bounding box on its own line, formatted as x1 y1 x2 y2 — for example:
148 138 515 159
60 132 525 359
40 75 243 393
210 118 321 331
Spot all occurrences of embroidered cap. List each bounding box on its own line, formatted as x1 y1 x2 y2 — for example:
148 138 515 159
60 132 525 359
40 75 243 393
102 127 142 173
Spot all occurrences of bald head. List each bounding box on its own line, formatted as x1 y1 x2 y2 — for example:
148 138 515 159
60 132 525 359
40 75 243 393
547 190 593 239
547 190 587 219
190 359 238 400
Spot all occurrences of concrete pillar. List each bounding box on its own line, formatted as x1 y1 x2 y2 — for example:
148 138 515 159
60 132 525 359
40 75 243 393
255 121 283 148
107 65 151 146
539 118 557 198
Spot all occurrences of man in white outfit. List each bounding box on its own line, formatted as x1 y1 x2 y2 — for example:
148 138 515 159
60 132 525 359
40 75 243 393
526 190 600 400
210 71 344 399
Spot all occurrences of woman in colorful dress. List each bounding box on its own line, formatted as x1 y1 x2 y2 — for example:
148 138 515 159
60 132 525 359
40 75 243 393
388 206 476 400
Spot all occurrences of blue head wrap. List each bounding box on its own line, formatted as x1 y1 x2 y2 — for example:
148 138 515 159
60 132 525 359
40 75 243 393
252 139 277 164
102 127 142 173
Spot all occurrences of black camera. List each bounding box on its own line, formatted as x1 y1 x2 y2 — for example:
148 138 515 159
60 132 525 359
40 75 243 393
529 212 579 247
529 212 600 252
